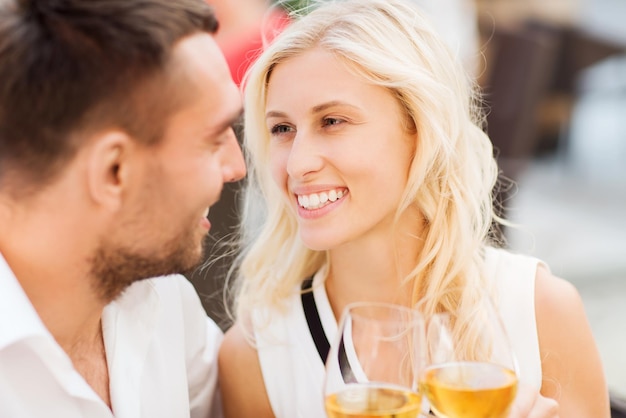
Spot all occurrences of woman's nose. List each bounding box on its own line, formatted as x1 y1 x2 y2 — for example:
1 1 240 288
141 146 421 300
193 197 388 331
286 132 324 179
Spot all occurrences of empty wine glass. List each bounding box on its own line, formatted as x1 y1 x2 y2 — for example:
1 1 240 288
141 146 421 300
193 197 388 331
419 294 519 418
324 302 426 418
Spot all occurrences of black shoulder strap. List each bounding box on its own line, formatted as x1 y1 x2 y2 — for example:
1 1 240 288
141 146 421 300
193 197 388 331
301 278 357 384
301 277 330 363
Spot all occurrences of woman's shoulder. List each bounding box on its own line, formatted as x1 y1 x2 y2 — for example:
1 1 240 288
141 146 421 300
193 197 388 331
534 264 580 312
219 321 275 417
231 282 308 349
533 265 588 354
220 321 258 370
532 266 610 415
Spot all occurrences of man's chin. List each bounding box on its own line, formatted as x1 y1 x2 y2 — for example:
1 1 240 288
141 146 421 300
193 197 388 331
91 245 205 303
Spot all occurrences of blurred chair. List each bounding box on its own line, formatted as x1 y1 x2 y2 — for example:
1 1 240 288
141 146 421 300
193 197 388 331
613 393 626 418
481 24 558 223
524 19 626 155
566 53 626 184
483 24 559 181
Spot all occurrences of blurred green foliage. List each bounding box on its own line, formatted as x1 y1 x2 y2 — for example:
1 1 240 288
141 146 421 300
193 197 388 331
273 0 310 12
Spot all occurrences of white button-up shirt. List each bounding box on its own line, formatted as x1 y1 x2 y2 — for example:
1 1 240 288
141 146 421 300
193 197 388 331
0 252 223 418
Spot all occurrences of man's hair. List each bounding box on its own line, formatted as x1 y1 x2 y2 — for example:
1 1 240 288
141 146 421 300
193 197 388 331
0 0 218 194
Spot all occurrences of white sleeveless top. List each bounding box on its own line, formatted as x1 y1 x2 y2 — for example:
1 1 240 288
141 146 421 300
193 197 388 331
251 247 543 418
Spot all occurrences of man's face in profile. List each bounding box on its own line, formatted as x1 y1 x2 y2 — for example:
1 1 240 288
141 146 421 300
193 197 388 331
90 33 245 302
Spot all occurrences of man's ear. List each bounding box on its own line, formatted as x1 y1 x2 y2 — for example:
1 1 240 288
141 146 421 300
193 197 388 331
85 131 135 210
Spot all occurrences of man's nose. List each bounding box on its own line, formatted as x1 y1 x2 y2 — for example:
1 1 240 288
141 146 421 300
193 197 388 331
222 129 246 183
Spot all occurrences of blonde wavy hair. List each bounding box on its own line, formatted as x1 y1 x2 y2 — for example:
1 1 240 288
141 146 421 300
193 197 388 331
228 0 502 358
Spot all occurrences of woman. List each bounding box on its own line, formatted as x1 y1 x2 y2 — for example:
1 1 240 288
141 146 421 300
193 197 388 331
218 0 609 416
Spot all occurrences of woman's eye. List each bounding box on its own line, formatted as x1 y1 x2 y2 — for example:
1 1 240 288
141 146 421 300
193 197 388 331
323 117 344 127
270 124 293 135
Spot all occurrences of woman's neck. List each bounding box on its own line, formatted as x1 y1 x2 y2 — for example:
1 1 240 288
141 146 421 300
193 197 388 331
324 209 425 319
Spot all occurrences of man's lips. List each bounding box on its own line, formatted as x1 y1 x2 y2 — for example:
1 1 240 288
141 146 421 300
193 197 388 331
200 207 211 230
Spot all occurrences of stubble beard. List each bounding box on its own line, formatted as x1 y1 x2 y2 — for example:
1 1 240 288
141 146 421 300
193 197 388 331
89 224 208 303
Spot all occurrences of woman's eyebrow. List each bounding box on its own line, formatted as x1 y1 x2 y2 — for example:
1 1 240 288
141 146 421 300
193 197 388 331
265 110 288 119
266 101 362 120
311 100 360 114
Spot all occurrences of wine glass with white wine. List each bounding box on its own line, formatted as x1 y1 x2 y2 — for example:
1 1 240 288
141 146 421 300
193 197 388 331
419 294 519 418
324 302 426 418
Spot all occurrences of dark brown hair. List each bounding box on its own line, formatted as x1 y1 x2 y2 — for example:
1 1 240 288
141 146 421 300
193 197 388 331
0 0 218 195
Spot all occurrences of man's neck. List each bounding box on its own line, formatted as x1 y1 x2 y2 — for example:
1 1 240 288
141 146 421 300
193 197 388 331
0 197 105 342
5 247 104 344
1 169 114 408
0 212 112 408
66 321 112 409
3 245 112 408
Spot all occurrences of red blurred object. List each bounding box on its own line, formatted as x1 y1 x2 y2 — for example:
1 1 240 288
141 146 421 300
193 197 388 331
216 7 290 85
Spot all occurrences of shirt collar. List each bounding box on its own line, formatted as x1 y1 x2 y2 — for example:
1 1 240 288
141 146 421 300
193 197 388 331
103 277 161 416
0 251 51 350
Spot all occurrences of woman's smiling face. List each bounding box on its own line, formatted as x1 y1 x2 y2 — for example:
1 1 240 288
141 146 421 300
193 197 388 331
265 47 416 251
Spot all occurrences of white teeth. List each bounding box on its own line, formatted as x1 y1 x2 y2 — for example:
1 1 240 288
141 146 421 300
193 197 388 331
297 189 346 209
309 194 320 207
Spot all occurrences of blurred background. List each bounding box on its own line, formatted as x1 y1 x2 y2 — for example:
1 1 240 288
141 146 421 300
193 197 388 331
474 1 626 414
189 0 626 413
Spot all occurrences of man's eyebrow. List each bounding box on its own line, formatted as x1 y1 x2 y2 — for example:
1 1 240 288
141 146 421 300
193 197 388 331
214 108 244 133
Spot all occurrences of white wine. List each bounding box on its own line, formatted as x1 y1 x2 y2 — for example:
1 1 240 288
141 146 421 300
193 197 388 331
419 362 517 418
325 384 422 418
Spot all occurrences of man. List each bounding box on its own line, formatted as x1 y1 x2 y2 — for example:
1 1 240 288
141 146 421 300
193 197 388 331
0 0 245 417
